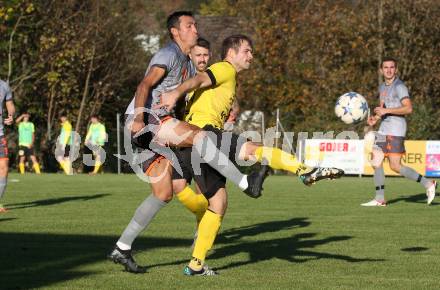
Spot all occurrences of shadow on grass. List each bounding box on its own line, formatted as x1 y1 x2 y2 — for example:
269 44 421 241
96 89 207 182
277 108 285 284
217 217 310 244
210 217 384 270
5 193 111 210
387 193 438 205
0 217 17 223
149 217 384 271
0 218 384 289
212 233 384 271
401 247 429 252
0 232 191 290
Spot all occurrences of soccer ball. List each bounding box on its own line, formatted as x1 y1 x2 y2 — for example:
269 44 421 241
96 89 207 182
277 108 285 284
335 92 368 124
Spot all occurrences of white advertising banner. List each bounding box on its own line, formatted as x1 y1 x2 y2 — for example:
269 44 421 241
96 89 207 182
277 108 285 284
304 139 365 174
426 141 440 177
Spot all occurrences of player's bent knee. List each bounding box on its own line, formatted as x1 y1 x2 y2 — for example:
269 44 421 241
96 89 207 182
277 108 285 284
192 129 206 144
0 159 9 176
238 142 258 160
390 164 401 173
172 179 187 194
370 151 384 168
207 189 228 215
153 190 173 203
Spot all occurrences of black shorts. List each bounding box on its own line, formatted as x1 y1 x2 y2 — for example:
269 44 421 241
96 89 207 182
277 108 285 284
375 134 405 156
54 143 70 158
172 147 194 184
172 125 247 199
18 145 34 157
126 113 174 175
64 145 71 157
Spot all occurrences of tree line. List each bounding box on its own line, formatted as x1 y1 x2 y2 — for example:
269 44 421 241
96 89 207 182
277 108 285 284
200 0 440 139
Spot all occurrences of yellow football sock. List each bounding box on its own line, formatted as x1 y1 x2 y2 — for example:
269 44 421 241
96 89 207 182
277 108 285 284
33 163 41 174
19 163 25 174
190 210 222 270
59 161 65 171
62 160 71 175
176 186 208 223
196 194 208 223
254 146 311 175
93 162 102 174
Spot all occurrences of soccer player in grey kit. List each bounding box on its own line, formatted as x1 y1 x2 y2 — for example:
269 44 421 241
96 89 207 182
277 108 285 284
0 79 16 213
362 57 436 206
108 11 269 274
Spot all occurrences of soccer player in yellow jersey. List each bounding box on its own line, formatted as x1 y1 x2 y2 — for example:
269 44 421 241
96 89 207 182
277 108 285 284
159 35 344 275
56 115 73 175
173 38 211 230
172 37 245 253
108 13 268 275
16 113 41 174
85 115 107 175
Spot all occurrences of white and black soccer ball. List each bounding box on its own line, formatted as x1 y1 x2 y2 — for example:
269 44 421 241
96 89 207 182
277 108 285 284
335 92 368 124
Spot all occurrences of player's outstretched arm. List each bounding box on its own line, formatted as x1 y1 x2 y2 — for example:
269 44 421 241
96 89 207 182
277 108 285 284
4 100 15 125
155 72 213 111
132 66 166 133
374 98 412 117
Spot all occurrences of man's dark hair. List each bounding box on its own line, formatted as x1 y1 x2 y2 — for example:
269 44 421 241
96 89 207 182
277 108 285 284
167 11 194 40
196 37 210 50
221 34 253 59
90 115 99 120
381 57 398 68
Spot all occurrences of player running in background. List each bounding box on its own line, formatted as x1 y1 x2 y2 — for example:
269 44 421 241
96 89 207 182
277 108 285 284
0 79 16 213
362 57 436 206
158 34 344 275
85 115 107 175
108 12 268 274
56 115 73 175
16 112 41 174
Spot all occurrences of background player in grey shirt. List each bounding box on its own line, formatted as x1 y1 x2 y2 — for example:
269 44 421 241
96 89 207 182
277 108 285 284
0 79 16 213
362 57 436 206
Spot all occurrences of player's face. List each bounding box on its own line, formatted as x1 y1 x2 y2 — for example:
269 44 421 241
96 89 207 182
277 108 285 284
176 16 198 48
190 45 210 72
381 61 397 81
232 40 253 72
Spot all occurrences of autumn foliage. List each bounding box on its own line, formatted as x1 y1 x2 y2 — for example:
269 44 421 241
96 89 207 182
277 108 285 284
202 0 440 139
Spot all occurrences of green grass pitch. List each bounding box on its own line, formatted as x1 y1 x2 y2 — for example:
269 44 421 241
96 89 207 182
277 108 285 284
0 173 439 289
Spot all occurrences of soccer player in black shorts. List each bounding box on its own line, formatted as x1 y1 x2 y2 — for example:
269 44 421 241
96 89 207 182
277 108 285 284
108 12 268 275
159 35 344 275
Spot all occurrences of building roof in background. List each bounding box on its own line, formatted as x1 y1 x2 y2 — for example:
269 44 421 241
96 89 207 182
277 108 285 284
197 15 252 61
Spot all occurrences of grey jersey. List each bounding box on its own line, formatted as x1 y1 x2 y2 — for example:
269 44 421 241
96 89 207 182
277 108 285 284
0 80 13 136
125 41 195 119
378 77 409 137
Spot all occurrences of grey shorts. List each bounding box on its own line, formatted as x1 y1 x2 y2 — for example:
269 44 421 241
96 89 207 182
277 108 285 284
375 134 405 156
